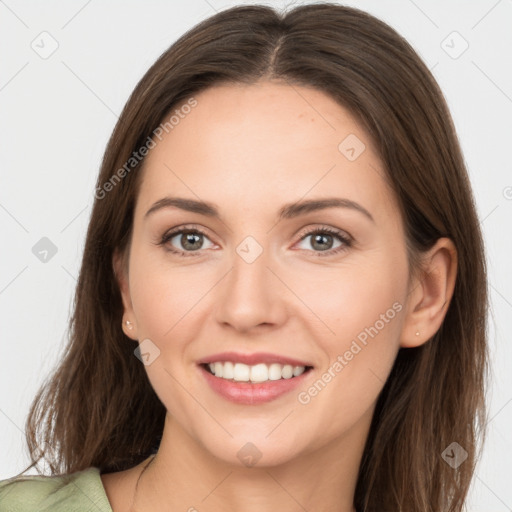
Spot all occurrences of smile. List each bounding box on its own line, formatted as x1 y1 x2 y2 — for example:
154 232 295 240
198 364 314 405
204 361 310 382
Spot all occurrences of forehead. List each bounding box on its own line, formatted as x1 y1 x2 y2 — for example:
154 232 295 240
136 81 397 226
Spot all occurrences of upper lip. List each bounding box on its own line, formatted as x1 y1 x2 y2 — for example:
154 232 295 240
197 351 313 368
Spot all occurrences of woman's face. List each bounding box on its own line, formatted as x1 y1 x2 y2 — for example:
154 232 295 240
118 80 413 467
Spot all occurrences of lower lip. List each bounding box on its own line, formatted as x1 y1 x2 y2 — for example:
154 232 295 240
199 365 312 405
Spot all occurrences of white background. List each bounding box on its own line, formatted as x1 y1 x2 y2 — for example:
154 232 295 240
1 1 511 510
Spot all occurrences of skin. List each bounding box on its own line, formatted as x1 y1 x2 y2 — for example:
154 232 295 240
103 80 457 512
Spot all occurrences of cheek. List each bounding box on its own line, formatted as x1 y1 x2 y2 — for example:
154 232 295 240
294 293 403 449
293 251 406 406
127 251 208 419
128 249 210 339
312 274 403 384
290 250 405 339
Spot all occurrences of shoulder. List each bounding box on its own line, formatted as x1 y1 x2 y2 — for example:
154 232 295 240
0 466 112 512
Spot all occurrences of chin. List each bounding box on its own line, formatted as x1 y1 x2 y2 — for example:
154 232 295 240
198 429 307 469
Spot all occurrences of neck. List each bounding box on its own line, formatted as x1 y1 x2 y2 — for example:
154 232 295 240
130 413 367 512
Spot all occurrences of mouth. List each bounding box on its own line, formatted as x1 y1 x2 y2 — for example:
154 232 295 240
197 354 315 405
200 361 314 383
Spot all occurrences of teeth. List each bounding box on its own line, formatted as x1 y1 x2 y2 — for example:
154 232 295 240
268 363 283 381
206 361 307 382
233 363 250 381
293 365 306 377
214 362 223 378
223 361 234 379
250 363 268 383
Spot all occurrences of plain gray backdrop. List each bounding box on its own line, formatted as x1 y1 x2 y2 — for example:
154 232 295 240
1 1 511 510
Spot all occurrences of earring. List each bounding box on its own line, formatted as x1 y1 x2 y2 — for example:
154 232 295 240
125 320 133 330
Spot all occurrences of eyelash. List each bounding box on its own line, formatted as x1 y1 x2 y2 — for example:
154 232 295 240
156 224 353 258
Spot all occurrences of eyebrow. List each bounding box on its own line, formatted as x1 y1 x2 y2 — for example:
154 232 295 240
144 196 375 223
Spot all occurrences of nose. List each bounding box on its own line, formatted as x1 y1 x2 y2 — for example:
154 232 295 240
214 239 287 333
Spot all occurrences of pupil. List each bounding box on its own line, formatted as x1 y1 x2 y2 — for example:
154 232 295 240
182 232 202 250
312 233 332 251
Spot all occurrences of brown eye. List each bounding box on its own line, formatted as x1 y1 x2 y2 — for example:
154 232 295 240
175 231 204 251
295 227 352 257
159 227 215 257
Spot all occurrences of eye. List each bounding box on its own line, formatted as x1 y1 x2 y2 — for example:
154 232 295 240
157 226 215 257
156 224 353 258
294 226 352 257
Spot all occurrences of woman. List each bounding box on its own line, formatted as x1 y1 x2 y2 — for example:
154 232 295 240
0 3 488 511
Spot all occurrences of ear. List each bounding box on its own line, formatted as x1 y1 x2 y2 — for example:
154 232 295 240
113 248 138 340
400 237 457 348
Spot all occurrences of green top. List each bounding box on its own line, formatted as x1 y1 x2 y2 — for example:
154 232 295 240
0 467 113 511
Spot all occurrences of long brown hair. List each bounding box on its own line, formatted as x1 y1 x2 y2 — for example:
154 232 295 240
11 3 488 511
